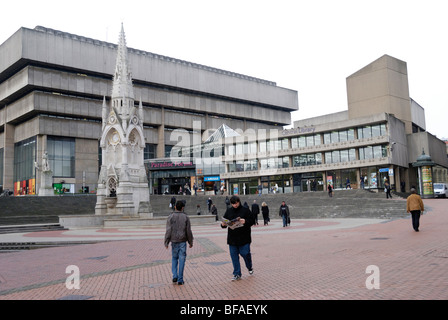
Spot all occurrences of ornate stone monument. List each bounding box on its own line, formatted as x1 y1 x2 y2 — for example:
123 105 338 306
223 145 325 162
35 151 54 196
95 24 152 218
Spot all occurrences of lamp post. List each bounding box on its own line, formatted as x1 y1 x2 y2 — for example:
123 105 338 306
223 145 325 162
412 149 435 198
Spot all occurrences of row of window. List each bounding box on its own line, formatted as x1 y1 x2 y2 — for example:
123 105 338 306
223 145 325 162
227 145 388 172
227 123 387 155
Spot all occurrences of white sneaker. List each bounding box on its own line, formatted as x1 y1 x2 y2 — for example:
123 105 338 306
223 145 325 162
248 268 254 275
231 275 241 281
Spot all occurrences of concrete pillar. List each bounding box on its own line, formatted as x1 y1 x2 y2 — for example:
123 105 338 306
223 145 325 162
157 107 165 158
3 124 15 191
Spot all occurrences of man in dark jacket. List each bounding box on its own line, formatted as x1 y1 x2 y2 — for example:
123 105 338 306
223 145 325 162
221 195 255 281
251 200 260 225
165 201 194 285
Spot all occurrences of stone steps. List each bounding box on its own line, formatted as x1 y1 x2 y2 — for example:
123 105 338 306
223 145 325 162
0 190 409 226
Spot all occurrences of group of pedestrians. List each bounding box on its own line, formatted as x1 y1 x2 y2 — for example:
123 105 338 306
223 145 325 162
164 195 293 284
164 187 426 285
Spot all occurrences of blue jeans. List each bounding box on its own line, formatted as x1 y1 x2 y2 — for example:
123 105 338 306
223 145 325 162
229 243 252 276
171 242 187 283
282 214 288 227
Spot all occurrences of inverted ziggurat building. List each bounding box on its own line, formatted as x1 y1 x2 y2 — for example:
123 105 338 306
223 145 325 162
0 26 446 198
0 25 297 196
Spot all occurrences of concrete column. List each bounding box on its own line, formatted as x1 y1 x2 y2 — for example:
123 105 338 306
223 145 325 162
157 107 165 158
3 124 15 191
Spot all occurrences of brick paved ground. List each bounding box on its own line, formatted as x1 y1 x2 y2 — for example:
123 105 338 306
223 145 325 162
1 198 447 305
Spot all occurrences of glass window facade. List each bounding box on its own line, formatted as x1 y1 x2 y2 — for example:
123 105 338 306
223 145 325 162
324 129 355 144
357 124 387 139
47 136 75 177
14 137 36 183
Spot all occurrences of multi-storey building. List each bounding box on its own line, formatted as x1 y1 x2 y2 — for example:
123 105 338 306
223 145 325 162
0 25 298 195
219 55 448 196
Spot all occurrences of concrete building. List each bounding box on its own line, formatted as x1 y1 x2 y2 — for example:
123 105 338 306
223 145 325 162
219 55 448 195
0 26 298 196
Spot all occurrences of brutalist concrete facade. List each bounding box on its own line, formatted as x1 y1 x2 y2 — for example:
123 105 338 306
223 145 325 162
0 26 298 195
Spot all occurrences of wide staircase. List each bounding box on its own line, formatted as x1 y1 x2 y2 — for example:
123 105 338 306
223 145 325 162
0 189 409 231
159 189 409 220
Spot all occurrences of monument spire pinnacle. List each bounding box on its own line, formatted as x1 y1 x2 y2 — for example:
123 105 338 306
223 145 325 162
111 23 134 118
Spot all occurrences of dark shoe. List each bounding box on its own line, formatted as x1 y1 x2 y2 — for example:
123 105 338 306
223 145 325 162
172 278 178 283
177 281 184 285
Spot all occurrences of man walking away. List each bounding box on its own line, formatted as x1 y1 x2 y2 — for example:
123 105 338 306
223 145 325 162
251 200 260 225
164 201 194 285
221 195 255 281
406 188 424 232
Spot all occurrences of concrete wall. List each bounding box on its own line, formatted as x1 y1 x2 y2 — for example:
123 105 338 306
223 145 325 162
0 26 298 113
346 55 412 134
407 131 448 167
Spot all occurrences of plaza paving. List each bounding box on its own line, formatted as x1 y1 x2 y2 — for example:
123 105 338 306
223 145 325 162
0 198 447 302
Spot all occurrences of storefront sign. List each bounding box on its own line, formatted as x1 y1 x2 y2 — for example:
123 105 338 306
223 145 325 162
204 176 221 182
282 127 316 136
149 161 194 170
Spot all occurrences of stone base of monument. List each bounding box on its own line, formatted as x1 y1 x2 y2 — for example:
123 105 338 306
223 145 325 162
59 214 217 229
38 171 54 196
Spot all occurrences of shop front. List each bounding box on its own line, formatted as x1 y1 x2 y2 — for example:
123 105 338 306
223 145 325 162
293 172 324 192
146 159 195 195
229 177 259 195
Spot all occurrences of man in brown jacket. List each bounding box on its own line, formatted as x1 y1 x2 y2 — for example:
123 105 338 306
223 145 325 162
165 200 194 285
406 188 425 232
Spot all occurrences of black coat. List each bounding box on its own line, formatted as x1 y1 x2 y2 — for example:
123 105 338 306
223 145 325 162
222 204 254 246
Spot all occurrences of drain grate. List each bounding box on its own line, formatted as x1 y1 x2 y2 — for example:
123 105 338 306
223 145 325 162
370 237 389 240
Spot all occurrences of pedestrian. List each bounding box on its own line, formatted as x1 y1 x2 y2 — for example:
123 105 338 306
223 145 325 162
251 200 260 225
328 184 333 197
170 196 176 209
196 204 202 215
258 184 262 196
164 200 194 285
207 197 213 212
406 188 424 232
221 195 255 281
261 202 270 225
211 204 218 221
279 201 290 227
385 179 392 199
225 196 231 209
346 178 351 189
194 183 198 196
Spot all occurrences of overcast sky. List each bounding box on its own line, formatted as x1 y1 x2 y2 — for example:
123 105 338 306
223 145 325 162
1 0 447 139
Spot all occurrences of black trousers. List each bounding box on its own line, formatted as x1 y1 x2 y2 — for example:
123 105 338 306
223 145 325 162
410 210 421 231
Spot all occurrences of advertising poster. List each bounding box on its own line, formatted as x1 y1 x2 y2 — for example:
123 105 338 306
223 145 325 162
421 166 434 196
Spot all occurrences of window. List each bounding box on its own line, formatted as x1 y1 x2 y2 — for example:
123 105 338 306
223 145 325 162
347 129 355 141
14 137 37 183
324 133 331 145
314 134 321 145
47 136 75 177
144 144 156 160
228 144 236 156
